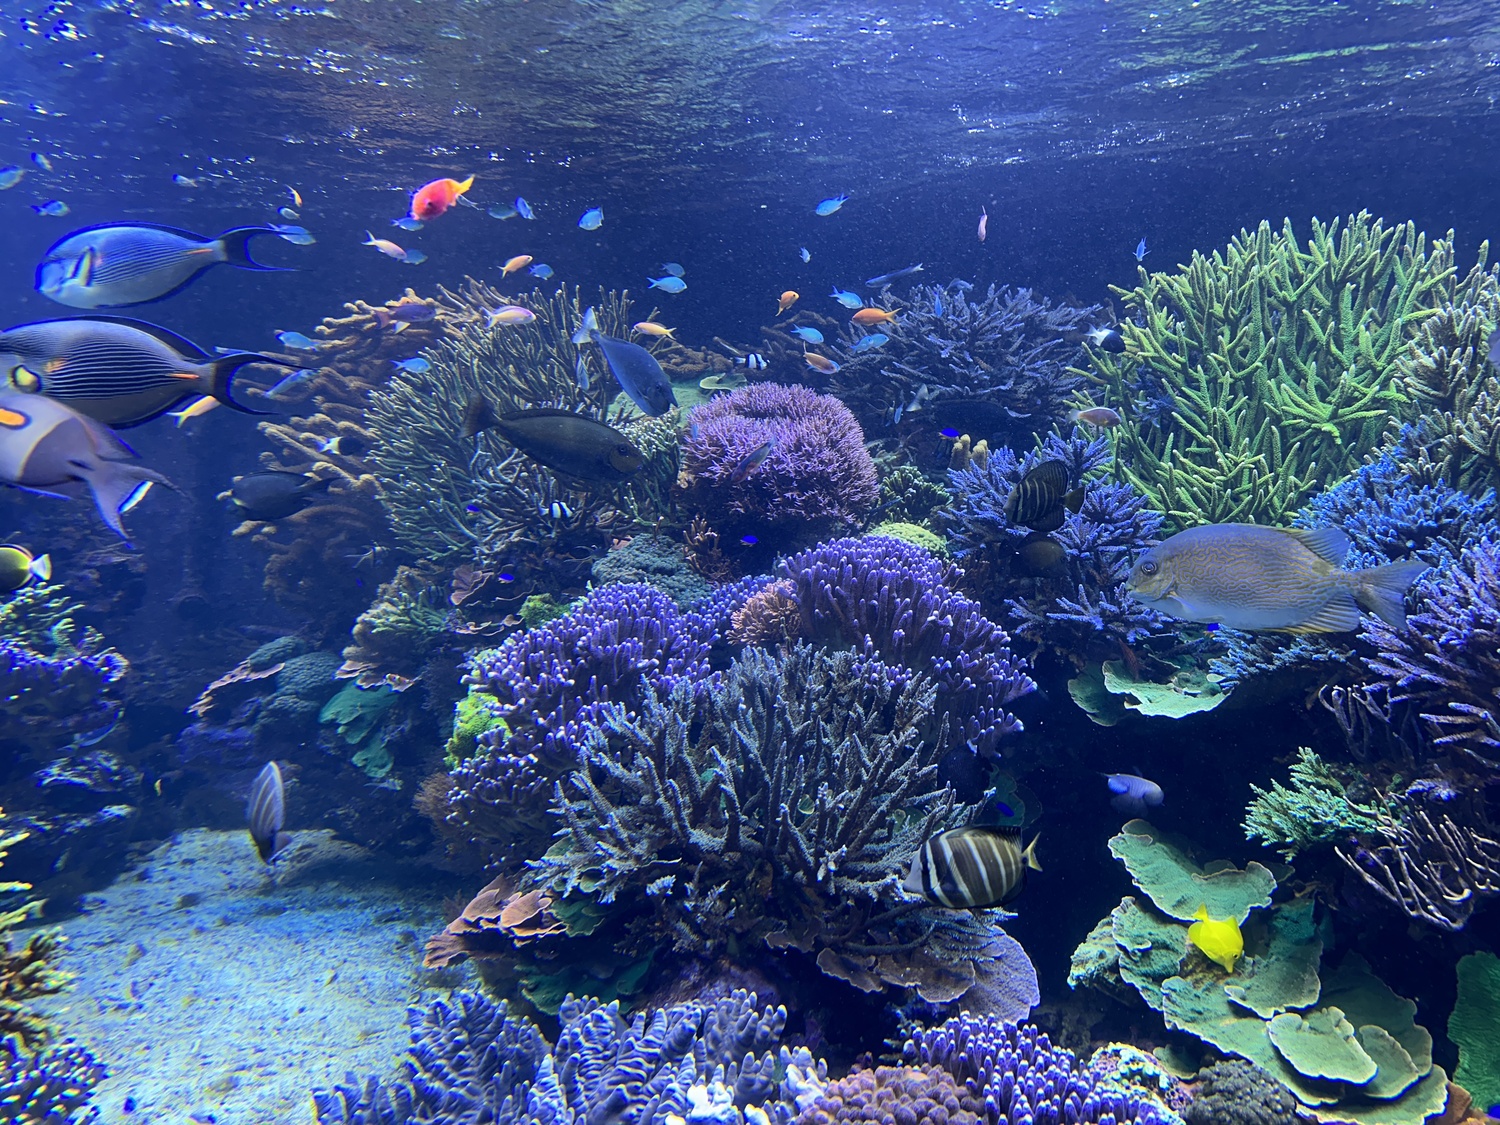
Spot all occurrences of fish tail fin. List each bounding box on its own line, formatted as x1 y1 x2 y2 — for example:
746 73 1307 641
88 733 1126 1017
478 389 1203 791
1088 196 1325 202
73 457 174 543
462 395 499 439
1354 559 1430 630
1022 835 1042 872
218 227 292 272
31 553 51 582
209 354 283 416
299 476 332 498
455 175 475 195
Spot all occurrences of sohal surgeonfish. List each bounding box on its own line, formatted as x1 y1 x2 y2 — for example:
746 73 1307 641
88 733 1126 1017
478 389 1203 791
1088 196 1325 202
1125 523 1428 633
463 400 643 485
0 390 173 541
36 223 290 309
588 331 677 417
1005 459 1083 532
230 471 330 521
903 824 1041 910
0 316 286 428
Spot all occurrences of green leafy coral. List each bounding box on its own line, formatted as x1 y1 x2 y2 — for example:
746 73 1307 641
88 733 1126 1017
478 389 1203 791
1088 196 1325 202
1084 212 1456 527
1243 748 1386 860
1450 951 1500 1114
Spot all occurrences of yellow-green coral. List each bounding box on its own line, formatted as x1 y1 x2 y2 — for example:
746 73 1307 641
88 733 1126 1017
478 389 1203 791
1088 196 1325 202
1243 748 1386 859
868 521 949 555
444 690 505 768
0 824 71 1048
1084 212 1456 528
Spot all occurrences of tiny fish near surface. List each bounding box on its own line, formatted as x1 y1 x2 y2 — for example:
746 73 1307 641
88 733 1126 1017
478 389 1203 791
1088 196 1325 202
903 825 1041 909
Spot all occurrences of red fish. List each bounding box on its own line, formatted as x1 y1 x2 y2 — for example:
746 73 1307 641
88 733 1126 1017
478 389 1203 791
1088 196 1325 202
410 175 474 222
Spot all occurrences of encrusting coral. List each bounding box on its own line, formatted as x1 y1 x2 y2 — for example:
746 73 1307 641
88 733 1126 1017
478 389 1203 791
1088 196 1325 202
1084 212 1457 527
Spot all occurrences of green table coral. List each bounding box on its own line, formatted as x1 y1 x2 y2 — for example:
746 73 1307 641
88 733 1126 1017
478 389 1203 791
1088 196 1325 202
1083 212 1456 528
1108 819 1275 924
1451 951 1500 1113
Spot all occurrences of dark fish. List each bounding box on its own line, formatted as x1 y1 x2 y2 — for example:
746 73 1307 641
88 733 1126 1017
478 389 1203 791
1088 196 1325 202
1086 326 1126 354
36 223 288 309
1005 459 1083 531
0 316 283 428
903 825 1041 909
247 760 291 862
729 440 774 482
589 331 677 416
1015 532 1068 578
1107 773 1164 817
0 390 173 541
865 263 924 288
463 400 643 484
373 303 435 328
230 471 330 521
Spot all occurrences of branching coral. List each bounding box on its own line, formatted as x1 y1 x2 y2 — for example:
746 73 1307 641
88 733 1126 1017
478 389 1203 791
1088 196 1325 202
1243 748 1386 859
0 823 70 1049
679 383 879 547
0 1036 104 1125
827 282 1102 444
795 1065 983 1125
1084 213 1457 527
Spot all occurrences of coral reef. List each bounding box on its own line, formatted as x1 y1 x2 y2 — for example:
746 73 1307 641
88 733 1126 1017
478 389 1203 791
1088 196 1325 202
592 535 714 606
0 1036 104 1125
1084 213 1457 527
827 282 1102 445
1450 952 1500 1116
1182 1060 1301 1125
679 383 879 548
795 1065 982 1125
1243 748 1386 859
0 823 70 1048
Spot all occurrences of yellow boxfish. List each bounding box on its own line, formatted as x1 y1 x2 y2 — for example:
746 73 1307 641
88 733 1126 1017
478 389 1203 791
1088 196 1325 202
1125 523 1427 633
1186 905 1243 973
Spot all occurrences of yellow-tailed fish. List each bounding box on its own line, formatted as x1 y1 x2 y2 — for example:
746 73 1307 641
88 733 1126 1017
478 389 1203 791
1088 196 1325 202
776 290 799 315
167 396 221 427
501 255 533 276
1187 905 1242 973
0 543 51 592
486 306 537 328
1125 523 1428 633
631 321 676 339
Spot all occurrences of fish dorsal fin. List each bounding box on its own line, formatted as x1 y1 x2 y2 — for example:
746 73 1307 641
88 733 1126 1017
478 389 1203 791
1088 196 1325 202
44 222 212 252
1281 592 1361 635
972 822 1023 839
1280 525 1350 565
60 315 213 362
499 407 591 423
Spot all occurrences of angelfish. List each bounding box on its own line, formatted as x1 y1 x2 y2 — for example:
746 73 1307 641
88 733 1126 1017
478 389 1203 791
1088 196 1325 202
248 761 292 863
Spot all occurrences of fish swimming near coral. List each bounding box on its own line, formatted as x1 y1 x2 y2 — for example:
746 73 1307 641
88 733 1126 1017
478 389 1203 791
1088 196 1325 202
849 333 888 353
1186 905 1241 973
589 331 677 416
0 316 283 427
1070 405 1122 427
409 175 473 222
865 264 923 288
777 291 799 315
1015 532 1068 579
1125 523 1428 633
1086 326 1125 354
571 306 599 346
729 440 774 482
247 760 292 863
803 352 839 374
1105 773 1164 817
462 400 643 485
501 255 533 277
36 223 290 309
230 471 330 521
830 287 863 309
649 275 687 294
851 307 899 326
0 389 173 541
0 543 51 593
789 326 823 344
903 824 1041 910
167 395 220 427
1005 459 1083 532
363 232 407 259
372 302 435 329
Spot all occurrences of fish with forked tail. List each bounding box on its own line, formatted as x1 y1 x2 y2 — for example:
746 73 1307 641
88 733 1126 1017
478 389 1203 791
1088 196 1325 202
463 400 643 485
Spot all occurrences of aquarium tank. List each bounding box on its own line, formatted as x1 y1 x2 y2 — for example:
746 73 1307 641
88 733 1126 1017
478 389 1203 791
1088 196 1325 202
1 0 1500 1122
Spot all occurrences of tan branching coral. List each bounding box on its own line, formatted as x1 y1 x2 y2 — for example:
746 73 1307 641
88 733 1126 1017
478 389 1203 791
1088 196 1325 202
728 580 801 647
423 874 565 968
0 821 70 1048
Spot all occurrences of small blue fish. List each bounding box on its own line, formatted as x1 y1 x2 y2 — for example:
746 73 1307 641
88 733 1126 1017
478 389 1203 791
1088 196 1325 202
391 217 425 231
275 331 320 351
488 204 518 220
529 263 554 279
649 275 687 294
515 197 534 220
815 194 848 216
850 333 888 353
270 224 316 246
830 287 863 309
465 503 482 514
590 331 677 415
789 326 824 344
578 207 603 231
1134 237 1149 262
392 357 430 374
661 262 686 277
799 247 811 263
1106 773 1164 817
401 249 427 265
263 368 316 400
31 153 52 172
740 535 759 546
0 166 24 190
575 356 590 391
939 427 961 439
278 206 299 220
172 174 198 188
33 200 69 217
497 571 516 583
933 290 944 318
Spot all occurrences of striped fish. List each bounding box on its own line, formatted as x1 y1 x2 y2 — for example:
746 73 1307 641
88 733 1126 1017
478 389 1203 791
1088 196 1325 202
247 761 291 863
1005 459 1083 532
903 825 1041 909
0 316 285 428
36 223 288 309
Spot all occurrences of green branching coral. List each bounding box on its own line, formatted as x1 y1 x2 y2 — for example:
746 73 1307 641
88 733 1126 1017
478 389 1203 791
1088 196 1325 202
1243 748 1386 860
1084 213 1456 527
0 583 111 663
0 825 70 1049
444 691 504 768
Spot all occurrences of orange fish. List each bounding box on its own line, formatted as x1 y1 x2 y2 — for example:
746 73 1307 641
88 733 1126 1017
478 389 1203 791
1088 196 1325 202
776 290 799 316
632 322 677 339
804 352 839 374
501 254 533 277
410 175 474 222
851 307 898 326
1070 405 1123 427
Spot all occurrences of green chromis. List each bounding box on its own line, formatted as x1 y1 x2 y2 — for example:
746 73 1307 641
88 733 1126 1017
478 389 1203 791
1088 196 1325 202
1125 523 1428 633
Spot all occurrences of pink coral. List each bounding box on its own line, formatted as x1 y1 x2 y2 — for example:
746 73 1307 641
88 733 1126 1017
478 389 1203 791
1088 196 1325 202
796 1065 982 1125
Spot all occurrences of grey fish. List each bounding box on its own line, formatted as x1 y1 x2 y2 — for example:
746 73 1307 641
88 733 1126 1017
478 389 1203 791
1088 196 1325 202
588 331 677 416
1005 459 1083 532
230 471 330 521
36 223 287 309
1015 532 1068 578
463 401 643 484
1125 523 1428 633
0 389 173 541
903 825 1041 909
0 316 283 428
865 263 923 288
247 761 291 863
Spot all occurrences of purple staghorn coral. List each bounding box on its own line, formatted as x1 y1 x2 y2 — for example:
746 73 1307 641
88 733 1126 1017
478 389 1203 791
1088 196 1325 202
779 536 1034 754
681 383 879 545
905 1013 1175 1125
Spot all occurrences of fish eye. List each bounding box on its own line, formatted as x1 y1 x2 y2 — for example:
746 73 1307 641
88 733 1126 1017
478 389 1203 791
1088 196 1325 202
10 367 39 393
1140 560 1158 576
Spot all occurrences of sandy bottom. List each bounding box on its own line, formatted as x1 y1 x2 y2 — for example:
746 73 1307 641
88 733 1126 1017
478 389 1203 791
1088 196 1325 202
37 828 464 1125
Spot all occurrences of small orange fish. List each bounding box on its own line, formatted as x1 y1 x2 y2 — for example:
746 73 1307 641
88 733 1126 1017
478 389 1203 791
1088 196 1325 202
776 290 799 315
1070 405 1123 427
363 231 406 258
501 254 533 276
486 305 536 327
410 175 474 222
632 322 676 339
804 352 839 374
851 307 898 326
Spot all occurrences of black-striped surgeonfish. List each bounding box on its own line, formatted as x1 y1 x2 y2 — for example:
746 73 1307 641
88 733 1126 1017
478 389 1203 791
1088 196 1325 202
903 825 1041 909
0 389 172 542
1005 459 1083 532
36 223 289 309
0 316 286 428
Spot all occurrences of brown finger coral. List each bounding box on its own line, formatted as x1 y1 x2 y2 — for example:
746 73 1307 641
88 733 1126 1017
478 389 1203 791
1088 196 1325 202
795 1065 983 1125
